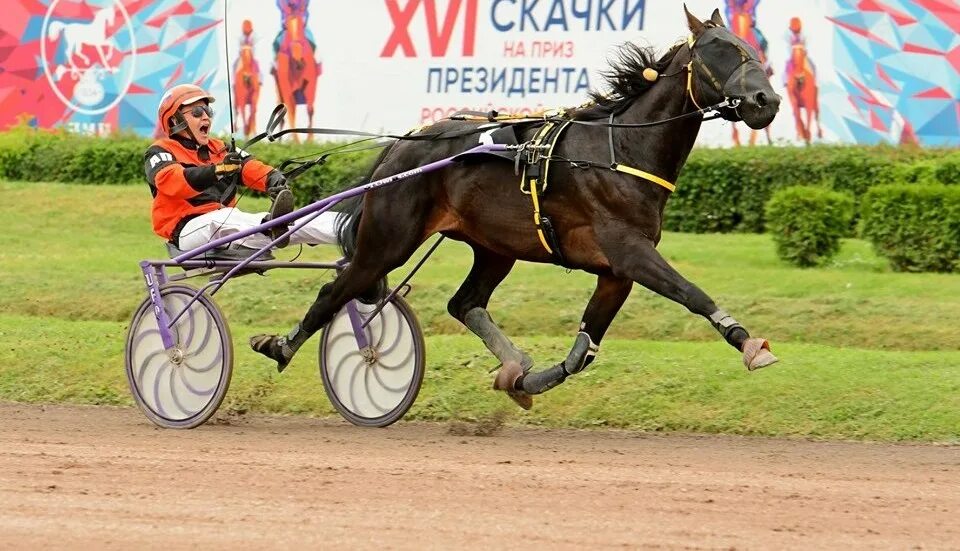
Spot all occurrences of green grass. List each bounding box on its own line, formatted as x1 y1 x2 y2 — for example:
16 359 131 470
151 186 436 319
2 181 958 351
1 313 957 441
1 180 959 441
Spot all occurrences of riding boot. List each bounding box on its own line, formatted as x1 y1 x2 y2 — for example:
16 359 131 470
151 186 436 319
249 322 311 373
262 189 295 248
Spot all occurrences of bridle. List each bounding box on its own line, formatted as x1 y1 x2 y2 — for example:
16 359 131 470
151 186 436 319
684 27 760 121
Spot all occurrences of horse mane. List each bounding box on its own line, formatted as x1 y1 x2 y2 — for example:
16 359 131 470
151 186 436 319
573 41 686 118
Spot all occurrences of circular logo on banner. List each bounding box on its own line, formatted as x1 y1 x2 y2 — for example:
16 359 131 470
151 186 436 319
40 0 137 116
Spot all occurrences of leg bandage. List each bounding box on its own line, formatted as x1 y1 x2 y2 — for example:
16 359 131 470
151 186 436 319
561 331 600 375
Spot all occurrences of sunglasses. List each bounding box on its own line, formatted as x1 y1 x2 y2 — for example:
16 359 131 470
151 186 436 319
180 104 214 118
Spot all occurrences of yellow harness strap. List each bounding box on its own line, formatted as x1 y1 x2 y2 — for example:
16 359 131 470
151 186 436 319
529 183 554 254
611 164 676 192
520 119 573 256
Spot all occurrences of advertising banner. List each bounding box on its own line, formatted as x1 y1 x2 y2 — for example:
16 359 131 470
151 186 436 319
1 0 957 146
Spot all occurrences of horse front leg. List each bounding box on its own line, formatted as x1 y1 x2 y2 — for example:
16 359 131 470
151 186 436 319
608 237 777 371
493 274 633 409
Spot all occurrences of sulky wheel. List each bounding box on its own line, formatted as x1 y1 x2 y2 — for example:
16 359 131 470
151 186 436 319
125 284 232 429
319 295 425 427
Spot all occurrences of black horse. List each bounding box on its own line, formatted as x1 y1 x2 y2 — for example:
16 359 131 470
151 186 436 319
251 6 781 409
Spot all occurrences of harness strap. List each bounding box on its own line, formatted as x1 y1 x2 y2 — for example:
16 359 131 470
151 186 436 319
528 183 555 255
519 120 573 264
606 107 675 193
611 164 676 192
686 62 704 111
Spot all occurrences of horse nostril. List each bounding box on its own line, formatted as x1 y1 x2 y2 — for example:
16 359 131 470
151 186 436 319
755 92 768 108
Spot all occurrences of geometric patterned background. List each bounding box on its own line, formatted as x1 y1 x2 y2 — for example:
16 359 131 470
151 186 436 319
1 0 222 136
828 0 960 145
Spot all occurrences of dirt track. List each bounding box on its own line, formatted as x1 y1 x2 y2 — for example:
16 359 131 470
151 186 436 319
1 403 958 549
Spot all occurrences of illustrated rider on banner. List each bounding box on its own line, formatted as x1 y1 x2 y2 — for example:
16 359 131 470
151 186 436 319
143 83 339 252
725 0 772 76
274 0 316 55
784 17 816 86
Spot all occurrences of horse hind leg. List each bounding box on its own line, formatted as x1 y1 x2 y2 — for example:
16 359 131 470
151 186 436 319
493 274 633 409
251 189 432 372
446 246 533 407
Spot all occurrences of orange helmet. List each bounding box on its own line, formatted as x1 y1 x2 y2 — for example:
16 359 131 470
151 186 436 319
789 17 802 33
157 84 215 136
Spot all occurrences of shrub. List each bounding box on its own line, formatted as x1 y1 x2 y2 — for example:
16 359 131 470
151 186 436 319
860 184 960 272
0 128 162 184
765 186 855 267
665 145 954 234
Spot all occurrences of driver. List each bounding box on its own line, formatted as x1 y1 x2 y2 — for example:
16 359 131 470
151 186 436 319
144 83 338 251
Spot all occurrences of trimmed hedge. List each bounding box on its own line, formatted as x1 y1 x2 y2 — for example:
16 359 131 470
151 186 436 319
666 145 957 233
860 184 960 273
765 186 855 267
0 129 147 185
0 128 379 205
1 128 957 231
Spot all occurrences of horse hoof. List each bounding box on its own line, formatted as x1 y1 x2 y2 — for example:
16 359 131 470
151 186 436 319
493 361 533 410
742 338 778 371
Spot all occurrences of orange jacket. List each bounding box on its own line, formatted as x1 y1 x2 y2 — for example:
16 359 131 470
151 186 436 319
143 135 275 242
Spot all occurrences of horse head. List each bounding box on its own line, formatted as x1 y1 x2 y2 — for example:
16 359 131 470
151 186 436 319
684 6 779 130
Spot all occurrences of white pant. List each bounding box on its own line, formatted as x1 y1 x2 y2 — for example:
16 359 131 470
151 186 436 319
177 207 340 251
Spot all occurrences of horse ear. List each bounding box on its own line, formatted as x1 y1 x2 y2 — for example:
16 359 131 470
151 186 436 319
710 8 725 27
684 4 706 36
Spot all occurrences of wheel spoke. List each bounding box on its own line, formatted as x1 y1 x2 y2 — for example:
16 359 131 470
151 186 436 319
182 305 214 357
370 361 410 393
362 367 391 414
327 331 357 351
375 343 414 370
375 305 406 357
176 361 218 396
137 349 166 387
168 366 192 417
152 363 170 418
347 359 362 412
132 327 160 348
330 349 361 381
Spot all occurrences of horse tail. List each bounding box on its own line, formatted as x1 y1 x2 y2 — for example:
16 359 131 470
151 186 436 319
47 21 64 41
335 144 394 260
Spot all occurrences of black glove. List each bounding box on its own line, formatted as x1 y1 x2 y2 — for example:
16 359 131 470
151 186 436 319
214 151 243 177
265 170 290 199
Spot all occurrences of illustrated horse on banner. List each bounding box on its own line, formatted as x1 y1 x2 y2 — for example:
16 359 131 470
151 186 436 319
234 20 261 137
47 6 117 78
271 1 320 141
726 0 773 145
785 17 822 144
